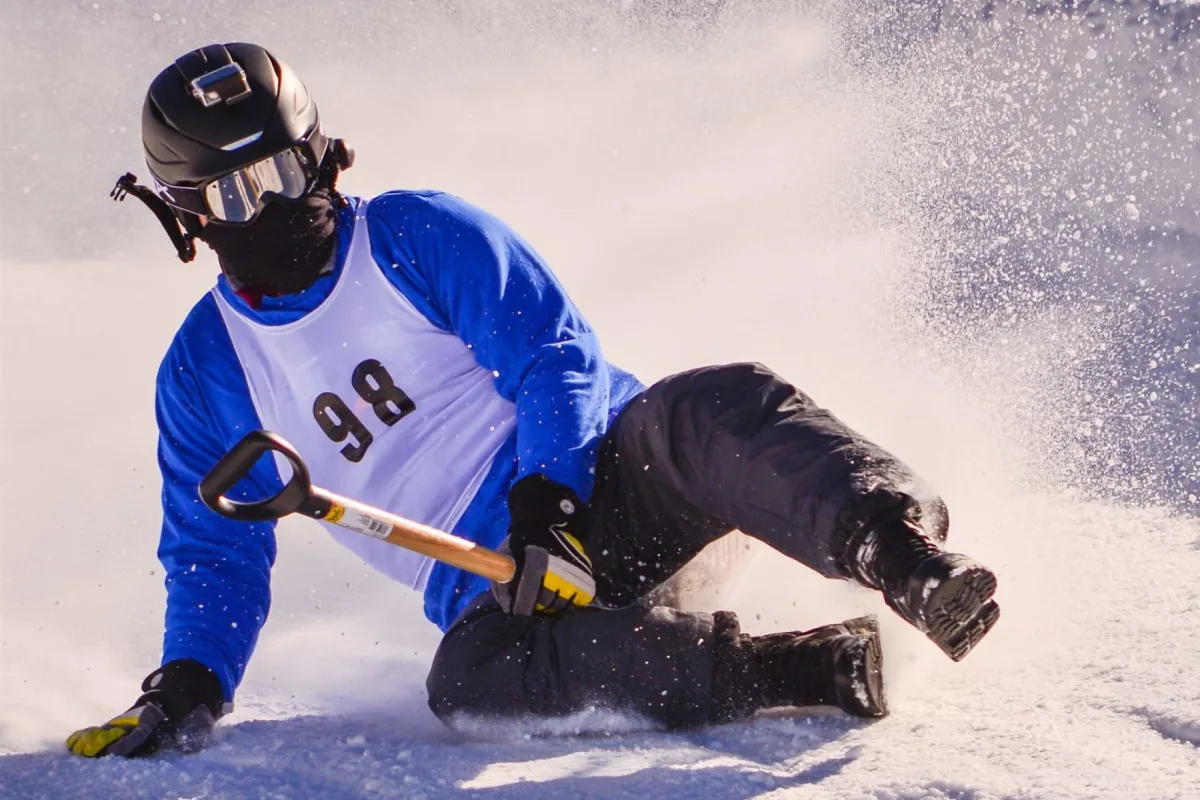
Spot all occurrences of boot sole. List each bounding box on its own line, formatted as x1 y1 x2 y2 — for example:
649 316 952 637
932 598 1000 662
919 563 1000 662
833 632 888 718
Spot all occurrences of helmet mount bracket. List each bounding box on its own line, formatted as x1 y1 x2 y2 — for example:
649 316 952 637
111 173 197 263
190 62 252 108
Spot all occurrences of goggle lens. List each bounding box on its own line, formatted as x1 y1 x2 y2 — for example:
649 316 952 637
202 148 314 223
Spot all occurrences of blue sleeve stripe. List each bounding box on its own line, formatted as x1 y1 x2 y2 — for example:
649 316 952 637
156 294 281 700
421 433 518 630
362 191 648 628
366 191 634 502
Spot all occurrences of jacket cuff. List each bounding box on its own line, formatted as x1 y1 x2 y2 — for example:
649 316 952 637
139 658 228 721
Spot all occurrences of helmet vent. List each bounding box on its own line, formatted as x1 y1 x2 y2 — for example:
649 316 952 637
190 63 252 108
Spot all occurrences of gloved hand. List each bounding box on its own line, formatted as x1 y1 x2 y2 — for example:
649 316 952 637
492 474 596 615
66 659 226 758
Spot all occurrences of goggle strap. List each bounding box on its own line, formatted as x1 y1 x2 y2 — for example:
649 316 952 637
111 173 197 263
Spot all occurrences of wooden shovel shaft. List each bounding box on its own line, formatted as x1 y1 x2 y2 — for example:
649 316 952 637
309 486 517 583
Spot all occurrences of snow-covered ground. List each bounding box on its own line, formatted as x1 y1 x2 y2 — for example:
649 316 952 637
2 2 1197 798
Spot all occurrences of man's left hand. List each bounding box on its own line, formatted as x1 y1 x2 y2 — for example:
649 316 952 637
65 659 224 758
492 475 596 615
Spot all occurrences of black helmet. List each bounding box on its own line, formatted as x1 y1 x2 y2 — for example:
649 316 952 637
112 43 352 262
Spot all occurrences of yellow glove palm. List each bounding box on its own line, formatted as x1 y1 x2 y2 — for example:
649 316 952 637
66 704 167 758
535 528 596 611
492 475 598 616
65 659 224 758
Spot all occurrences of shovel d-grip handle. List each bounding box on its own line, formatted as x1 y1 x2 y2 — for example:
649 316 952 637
199 430 517 583
199 430 314 522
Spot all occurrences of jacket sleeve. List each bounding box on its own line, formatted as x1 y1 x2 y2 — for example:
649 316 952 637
368 192 612 501
155 321 280 701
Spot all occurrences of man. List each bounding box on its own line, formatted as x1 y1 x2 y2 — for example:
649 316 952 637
67 43 998 758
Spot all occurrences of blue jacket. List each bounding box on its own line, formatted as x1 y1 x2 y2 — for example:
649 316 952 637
155 191 644 699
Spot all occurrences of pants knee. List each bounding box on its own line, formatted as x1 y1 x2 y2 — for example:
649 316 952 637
426 651 511 721
424 662 458 721
425 609 539 721
646 362 812 425
671 362 788 394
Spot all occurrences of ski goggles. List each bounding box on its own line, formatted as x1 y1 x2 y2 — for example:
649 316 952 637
153 136 328 224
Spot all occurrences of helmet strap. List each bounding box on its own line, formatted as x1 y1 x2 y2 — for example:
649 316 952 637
111 173 197 262
316 138 355 207
111 138 351 262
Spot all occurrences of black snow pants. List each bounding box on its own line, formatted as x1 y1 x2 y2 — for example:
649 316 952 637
426 363 947 729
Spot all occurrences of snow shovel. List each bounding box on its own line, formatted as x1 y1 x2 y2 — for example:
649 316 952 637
198 429 517 583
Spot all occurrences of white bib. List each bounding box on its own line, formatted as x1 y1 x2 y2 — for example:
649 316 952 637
213 203 517 589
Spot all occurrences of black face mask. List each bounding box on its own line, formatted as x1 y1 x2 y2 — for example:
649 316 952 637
200 188 338 295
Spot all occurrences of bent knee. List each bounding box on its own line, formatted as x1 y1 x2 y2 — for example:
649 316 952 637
425 662 469 721
425 613 538 722
648 362 808 408
425 650 512 721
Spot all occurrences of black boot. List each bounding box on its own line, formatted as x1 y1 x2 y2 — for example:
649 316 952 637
713 615 887 720
851 518 1000 662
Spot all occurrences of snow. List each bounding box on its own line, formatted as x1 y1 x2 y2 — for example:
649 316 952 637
921 578 942 603
2 2 1198 798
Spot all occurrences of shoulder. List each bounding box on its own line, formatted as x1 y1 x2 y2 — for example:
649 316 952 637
161 293 222 373
365 190 510 242
157 291 240 396
157 291 265 443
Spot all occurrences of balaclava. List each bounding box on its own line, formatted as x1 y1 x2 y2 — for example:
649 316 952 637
199 186 339 295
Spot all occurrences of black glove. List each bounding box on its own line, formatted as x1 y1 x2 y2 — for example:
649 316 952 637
492 474 596 615
66 659 226 758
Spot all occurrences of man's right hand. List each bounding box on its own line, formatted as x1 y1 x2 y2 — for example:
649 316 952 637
66 659 226 758
492 474 596 616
